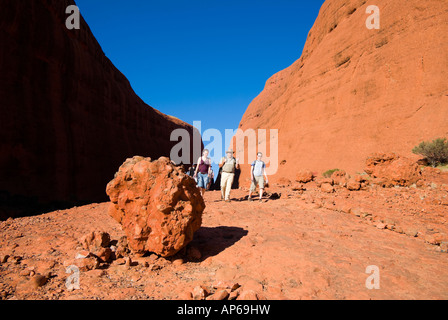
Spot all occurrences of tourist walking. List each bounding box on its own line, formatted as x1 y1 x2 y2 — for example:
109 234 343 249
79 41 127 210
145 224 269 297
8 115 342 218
219 149 239 202
194 149 212 197
248 152 269 202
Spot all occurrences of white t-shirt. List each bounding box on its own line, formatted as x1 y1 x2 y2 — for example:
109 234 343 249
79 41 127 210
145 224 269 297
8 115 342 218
251 160 265 177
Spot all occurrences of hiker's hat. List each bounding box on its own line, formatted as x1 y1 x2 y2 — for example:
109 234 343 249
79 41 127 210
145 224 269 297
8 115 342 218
226 148 234 154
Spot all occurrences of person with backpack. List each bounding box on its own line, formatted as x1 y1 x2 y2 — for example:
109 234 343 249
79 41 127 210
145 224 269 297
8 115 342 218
194 149 212 197
219 149 239 202
248 152 269 202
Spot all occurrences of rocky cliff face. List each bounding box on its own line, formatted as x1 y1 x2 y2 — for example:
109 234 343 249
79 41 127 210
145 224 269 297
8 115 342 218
0 0 197 217
234 0 448 185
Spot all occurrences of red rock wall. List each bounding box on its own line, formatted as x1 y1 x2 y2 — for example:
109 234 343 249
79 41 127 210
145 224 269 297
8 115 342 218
234 0 448 186
0 0 197 214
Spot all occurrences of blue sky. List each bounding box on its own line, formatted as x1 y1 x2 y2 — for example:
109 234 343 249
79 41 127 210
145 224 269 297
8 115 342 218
75 0 325 171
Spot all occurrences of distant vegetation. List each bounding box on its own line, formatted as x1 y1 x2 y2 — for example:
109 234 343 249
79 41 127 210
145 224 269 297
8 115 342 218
412 137 448 167
322 168 340 178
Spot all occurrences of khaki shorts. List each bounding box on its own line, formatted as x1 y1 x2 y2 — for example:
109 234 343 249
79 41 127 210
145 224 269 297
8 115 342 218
250 176 264 192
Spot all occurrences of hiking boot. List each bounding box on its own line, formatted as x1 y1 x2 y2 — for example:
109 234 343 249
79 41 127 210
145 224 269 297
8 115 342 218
248 198 253 202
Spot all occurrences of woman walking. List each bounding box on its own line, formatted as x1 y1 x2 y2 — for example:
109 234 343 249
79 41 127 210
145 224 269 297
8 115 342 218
194 149 212 197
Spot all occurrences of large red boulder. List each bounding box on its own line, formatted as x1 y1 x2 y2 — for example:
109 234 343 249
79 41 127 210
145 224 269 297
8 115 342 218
106 156 205 257
364 153 422 187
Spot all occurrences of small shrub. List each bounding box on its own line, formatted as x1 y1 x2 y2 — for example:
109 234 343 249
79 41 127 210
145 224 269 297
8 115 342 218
323 168 340 178
412 138 448 167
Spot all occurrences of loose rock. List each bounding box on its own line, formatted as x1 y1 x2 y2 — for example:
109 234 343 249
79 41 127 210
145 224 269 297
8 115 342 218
106 156 205 257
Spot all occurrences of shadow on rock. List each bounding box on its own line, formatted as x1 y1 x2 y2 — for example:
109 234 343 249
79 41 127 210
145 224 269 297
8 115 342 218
189 226 248 261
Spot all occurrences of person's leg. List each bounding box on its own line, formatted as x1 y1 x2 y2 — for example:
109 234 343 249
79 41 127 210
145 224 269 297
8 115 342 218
257 176 265 201
221 172 229 200
198 173 207 197
249 179 256 201
203 174 209 196
225 173 234 201
222 173 228 200
196 175 202 190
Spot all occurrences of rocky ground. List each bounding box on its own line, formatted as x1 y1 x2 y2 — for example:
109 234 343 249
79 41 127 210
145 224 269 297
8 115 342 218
1 167 447 300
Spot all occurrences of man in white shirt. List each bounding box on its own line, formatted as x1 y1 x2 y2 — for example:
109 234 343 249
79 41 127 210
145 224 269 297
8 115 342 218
219 149 239 202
